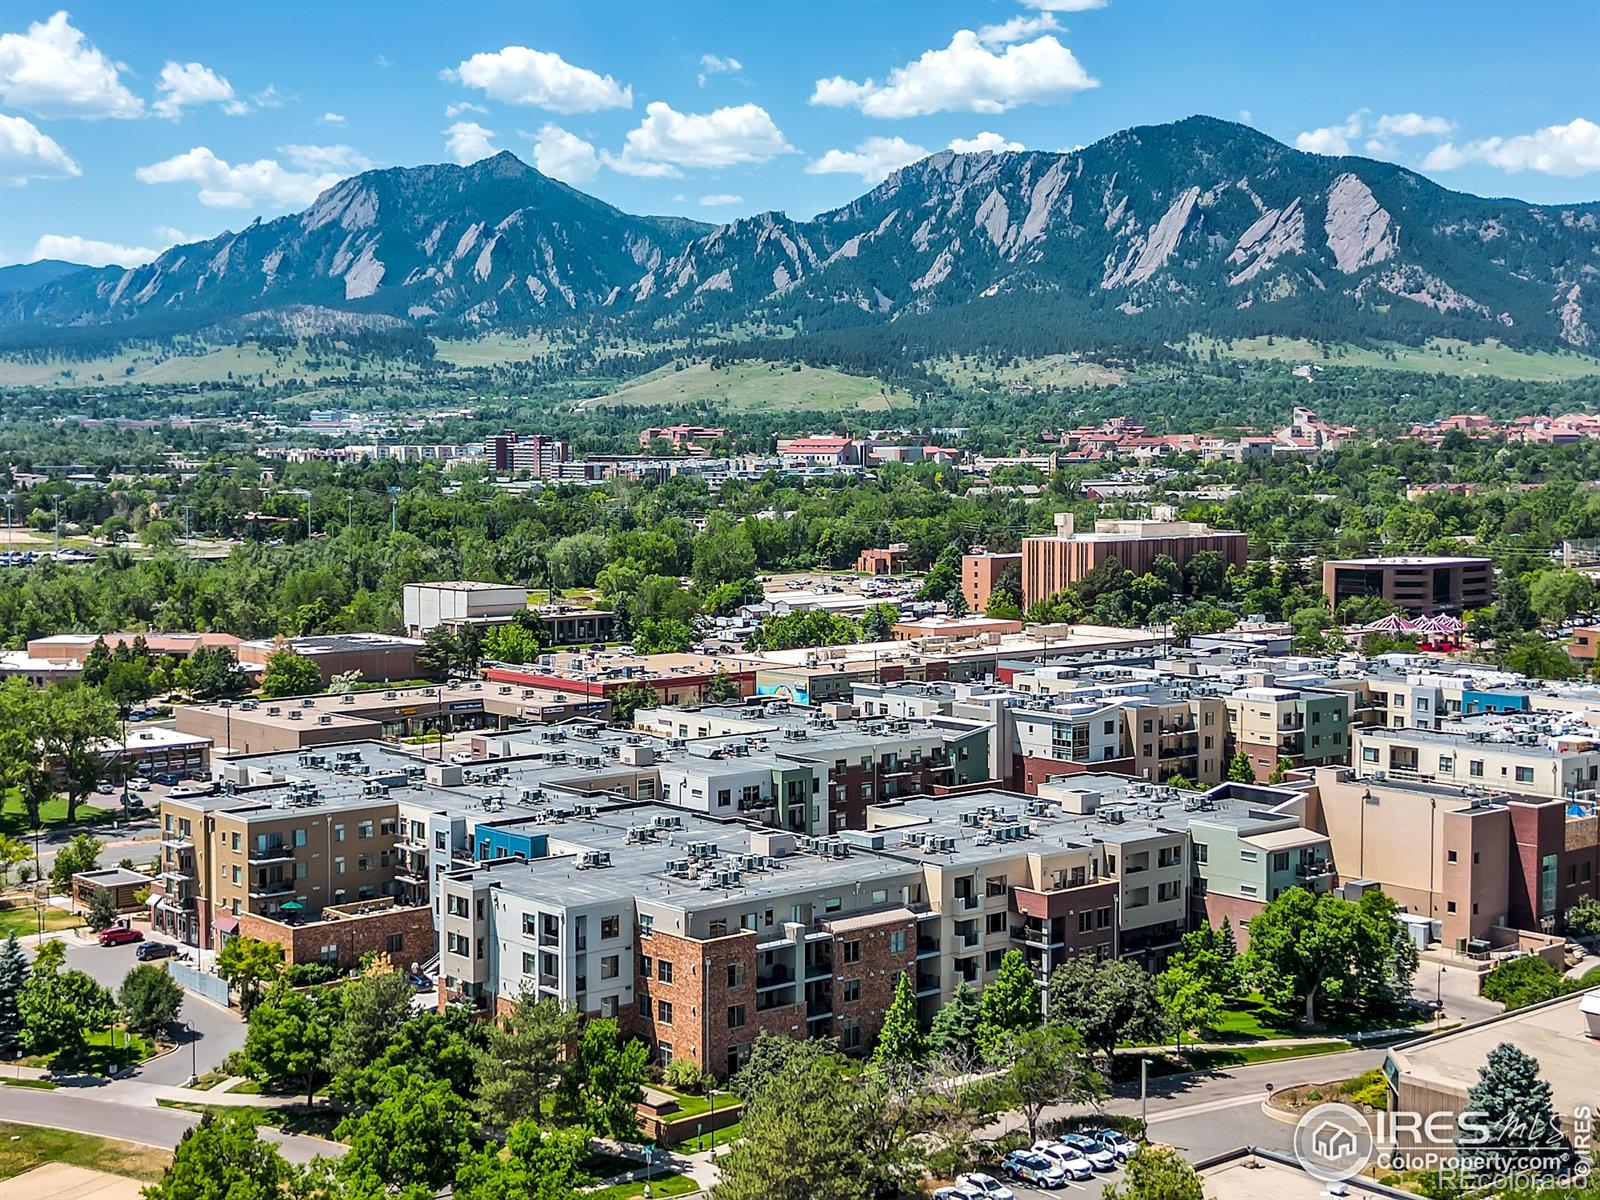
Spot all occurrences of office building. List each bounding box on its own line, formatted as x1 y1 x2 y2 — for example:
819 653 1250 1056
1321 556 1493 616
403 581 530 637
960 550 1022 613
1021 514 1249 607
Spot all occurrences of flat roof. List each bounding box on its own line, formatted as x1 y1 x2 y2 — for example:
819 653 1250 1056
1200 1151 1412 1200
406 580 526 592
1326 556 1490 567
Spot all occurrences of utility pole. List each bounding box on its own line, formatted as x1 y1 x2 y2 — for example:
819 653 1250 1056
388 486 400 535
346 494 354 531
51 495 60 554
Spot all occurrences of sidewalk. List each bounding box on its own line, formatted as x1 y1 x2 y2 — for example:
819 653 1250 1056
7 1063 300 1109
582 1137 720 1193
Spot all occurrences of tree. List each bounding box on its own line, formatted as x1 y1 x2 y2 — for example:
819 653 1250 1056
1481 955 1570 1010
1566 895 1600 939
335 1072 475 1196
1103 1145 1204 1200
702 577 762 618
242 983 336 1103
0 934 27 1055
217 936 283 1014
633 617 694 654
49 832 104 892
453 1120 587 1200
927 979 980 1059
0 835 28 890
17 939 115 1062
1504 635 1580 680
1244 887 1417 1025
475 990 583 1130
1457 1042 1569 1180
556 1017 648 1139
144 1112 301 1200
1156 958 1221 1051
43 685 119 823
1003 1023 1101 1142
729 1031 837 1102
84 886 120 932
258 648 323 699
333 1006 486 1110
1165 922 1243 1004
178 645 248 700
328 966 417 1091
944 585 969 617
607 682 661 726
859 603 898 643
482 623 544 664
1227 749 1257 783
1530 569 1595 626
417 626 461 678
977 948 1040 1061
872 973 924 1069
1048 956 1167 1062
707 668 741 703
119 962 184 1035
711 1051 873 1200
82 637 112 687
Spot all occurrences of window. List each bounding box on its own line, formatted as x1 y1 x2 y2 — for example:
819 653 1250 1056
447 932 470 956
1079 911 1092 933
889 930 907 954
600 955 619 980
334 856 346 875
1362 747 1380 764
1271 852 1290 873
824 897 842 913
1470 760 1484 777
1193 843 1208 865
231 832 241 851
726 963 745 988
523 952 537 975
986 877 1008 898
842 940 861 965
657 960 674 984
717 789 731 808
1447 850 1458 864
1515 766 1535 784
657 1000 673 1025
358 821 373 839
386 933 403 954
842 979 861 1003
1446 901 1457 913
639 955 653 979
1439 756 1454 773
357 855 370 872
333 824 346 843
986 913 1006 934
841 1018 862 1050
293 828 307 847
601 915 621 939
871 889 888 905
708 919 728 938
727 1004 747 1029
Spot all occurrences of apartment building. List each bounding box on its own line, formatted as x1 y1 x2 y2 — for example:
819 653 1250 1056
1225 685 1352 781
1303 765 1600 942
1351 718 1600 801
1183 786 1335 939
961 550 1022 613
1021 513 1248 607
1321 556 1493 616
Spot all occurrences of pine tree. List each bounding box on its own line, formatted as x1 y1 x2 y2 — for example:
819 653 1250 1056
1457 1041 1569 1179
927 979 980 1059
0 934 27 1055
1219 917 1241 995
871 972 924 1069
977 948 1041 1062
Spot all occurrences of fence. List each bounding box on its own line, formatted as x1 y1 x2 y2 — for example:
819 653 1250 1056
169 962 231 1008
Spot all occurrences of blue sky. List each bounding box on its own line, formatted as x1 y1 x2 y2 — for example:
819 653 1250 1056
2 0 1597 267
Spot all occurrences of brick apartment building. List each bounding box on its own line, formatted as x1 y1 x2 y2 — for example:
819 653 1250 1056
961 550 1022 613
1021 513 1249 607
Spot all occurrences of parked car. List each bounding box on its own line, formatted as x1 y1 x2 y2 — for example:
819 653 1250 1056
126 777 149 792
99 926 143 946
954 1174 1015 1200
1000 1150 1067 1188
136 941 179 961
95 781 116 795
1031 1142 1095 1181
1091 1128 1141 1161
1057 1133 1117 1172
449 751 475 765
932 1187 984 1200
153 772 180 786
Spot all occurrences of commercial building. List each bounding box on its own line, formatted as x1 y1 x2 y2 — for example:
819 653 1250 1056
1321 556 1494 616
638 425 728 454
484 651 760 708
403 581 530 637
960 550 1021 613
484 430 569 477
855 544 909 575
102 725 211 780
24 631 243 663
237 633 430 687
530 604 615 647
1021 514 1249 607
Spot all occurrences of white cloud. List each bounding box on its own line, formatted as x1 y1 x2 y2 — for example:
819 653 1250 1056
444 101 487 118
316 112 347 126
603 101 791 176
1021 0 1107 10
1294 112 1362 156
1423 117 1600 177
374 54 393 68
152 225 200 244
1375 112 1453 138
152 61 235 119
977 12 1060 47
29 233 157 267
698 53 742 86
811 31 1097 118
0 11 143 119
279 143 372 173
445 45 631 113
135 146 343 208
1238 109 1253 124
443 120 498 165
532 123 597 183
0 112 80 184
699 193 743 206
806 136 929 184
948 131 1024 154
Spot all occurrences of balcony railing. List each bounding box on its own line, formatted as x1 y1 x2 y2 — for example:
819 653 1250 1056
804 956 833 979
757 965 795 989
916 935 940 956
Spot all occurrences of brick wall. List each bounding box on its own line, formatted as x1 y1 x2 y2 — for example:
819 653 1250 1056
825 911 916 1054
237 902 435 970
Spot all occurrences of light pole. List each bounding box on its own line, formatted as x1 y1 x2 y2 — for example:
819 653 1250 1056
388 486 400 535
220 699 233 757
1140 1057 1151 1130
185 1021 198 1087
51 495 60 555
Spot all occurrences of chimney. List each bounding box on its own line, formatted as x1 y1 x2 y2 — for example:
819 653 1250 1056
1054 511 1076 537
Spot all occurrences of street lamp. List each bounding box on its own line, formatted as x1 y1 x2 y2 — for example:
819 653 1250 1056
1140 1057 1151 1129
185 1021 198 1087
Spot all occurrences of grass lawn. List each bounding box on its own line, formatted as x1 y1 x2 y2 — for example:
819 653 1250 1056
0 905 80 938
0 787 123 837
18 1027 155 1075
1204 994 1302 1042
0 1119 171 1182
225 1078 264 1094
581 359 906 414
1 1078 58 1089
656 1087 737 1119
676 1120 741 1152
1119 1039 1350 1082
1182 335 1600 381
588 1171 700 1200
156 1099 344 1139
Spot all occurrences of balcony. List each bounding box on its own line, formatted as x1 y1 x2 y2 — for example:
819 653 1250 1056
806 997 833 1019
756 989 794 1013
160 837 194 852
249 880 295 899
804 955 833 980
1297 859 1336 879
915 969 940 995
248 844 294 864
1011 923 1061 949
757 964 795 989
956 894 980 911
537 972 559 989
916 934 940 957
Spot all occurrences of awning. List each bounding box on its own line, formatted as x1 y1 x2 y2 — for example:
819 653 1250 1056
277 900 304 912
214 915 239 933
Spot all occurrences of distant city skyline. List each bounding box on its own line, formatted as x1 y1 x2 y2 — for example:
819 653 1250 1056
1 0 1596 268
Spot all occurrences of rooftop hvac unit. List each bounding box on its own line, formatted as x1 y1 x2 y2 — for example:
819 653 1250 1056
301 698 314 708
341 695 355 705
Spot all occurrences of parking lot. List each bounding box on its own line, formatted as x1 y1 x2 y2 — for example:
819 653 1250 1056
950 1154 1134 1200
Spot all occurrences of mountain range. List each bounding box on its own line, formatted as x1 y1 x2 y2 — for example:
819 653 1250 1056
4 116 1597 352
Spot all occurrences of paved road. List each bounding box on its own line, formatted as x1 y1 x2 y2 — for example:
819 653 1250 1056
30 935 246 1084
0 1086 333 1165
